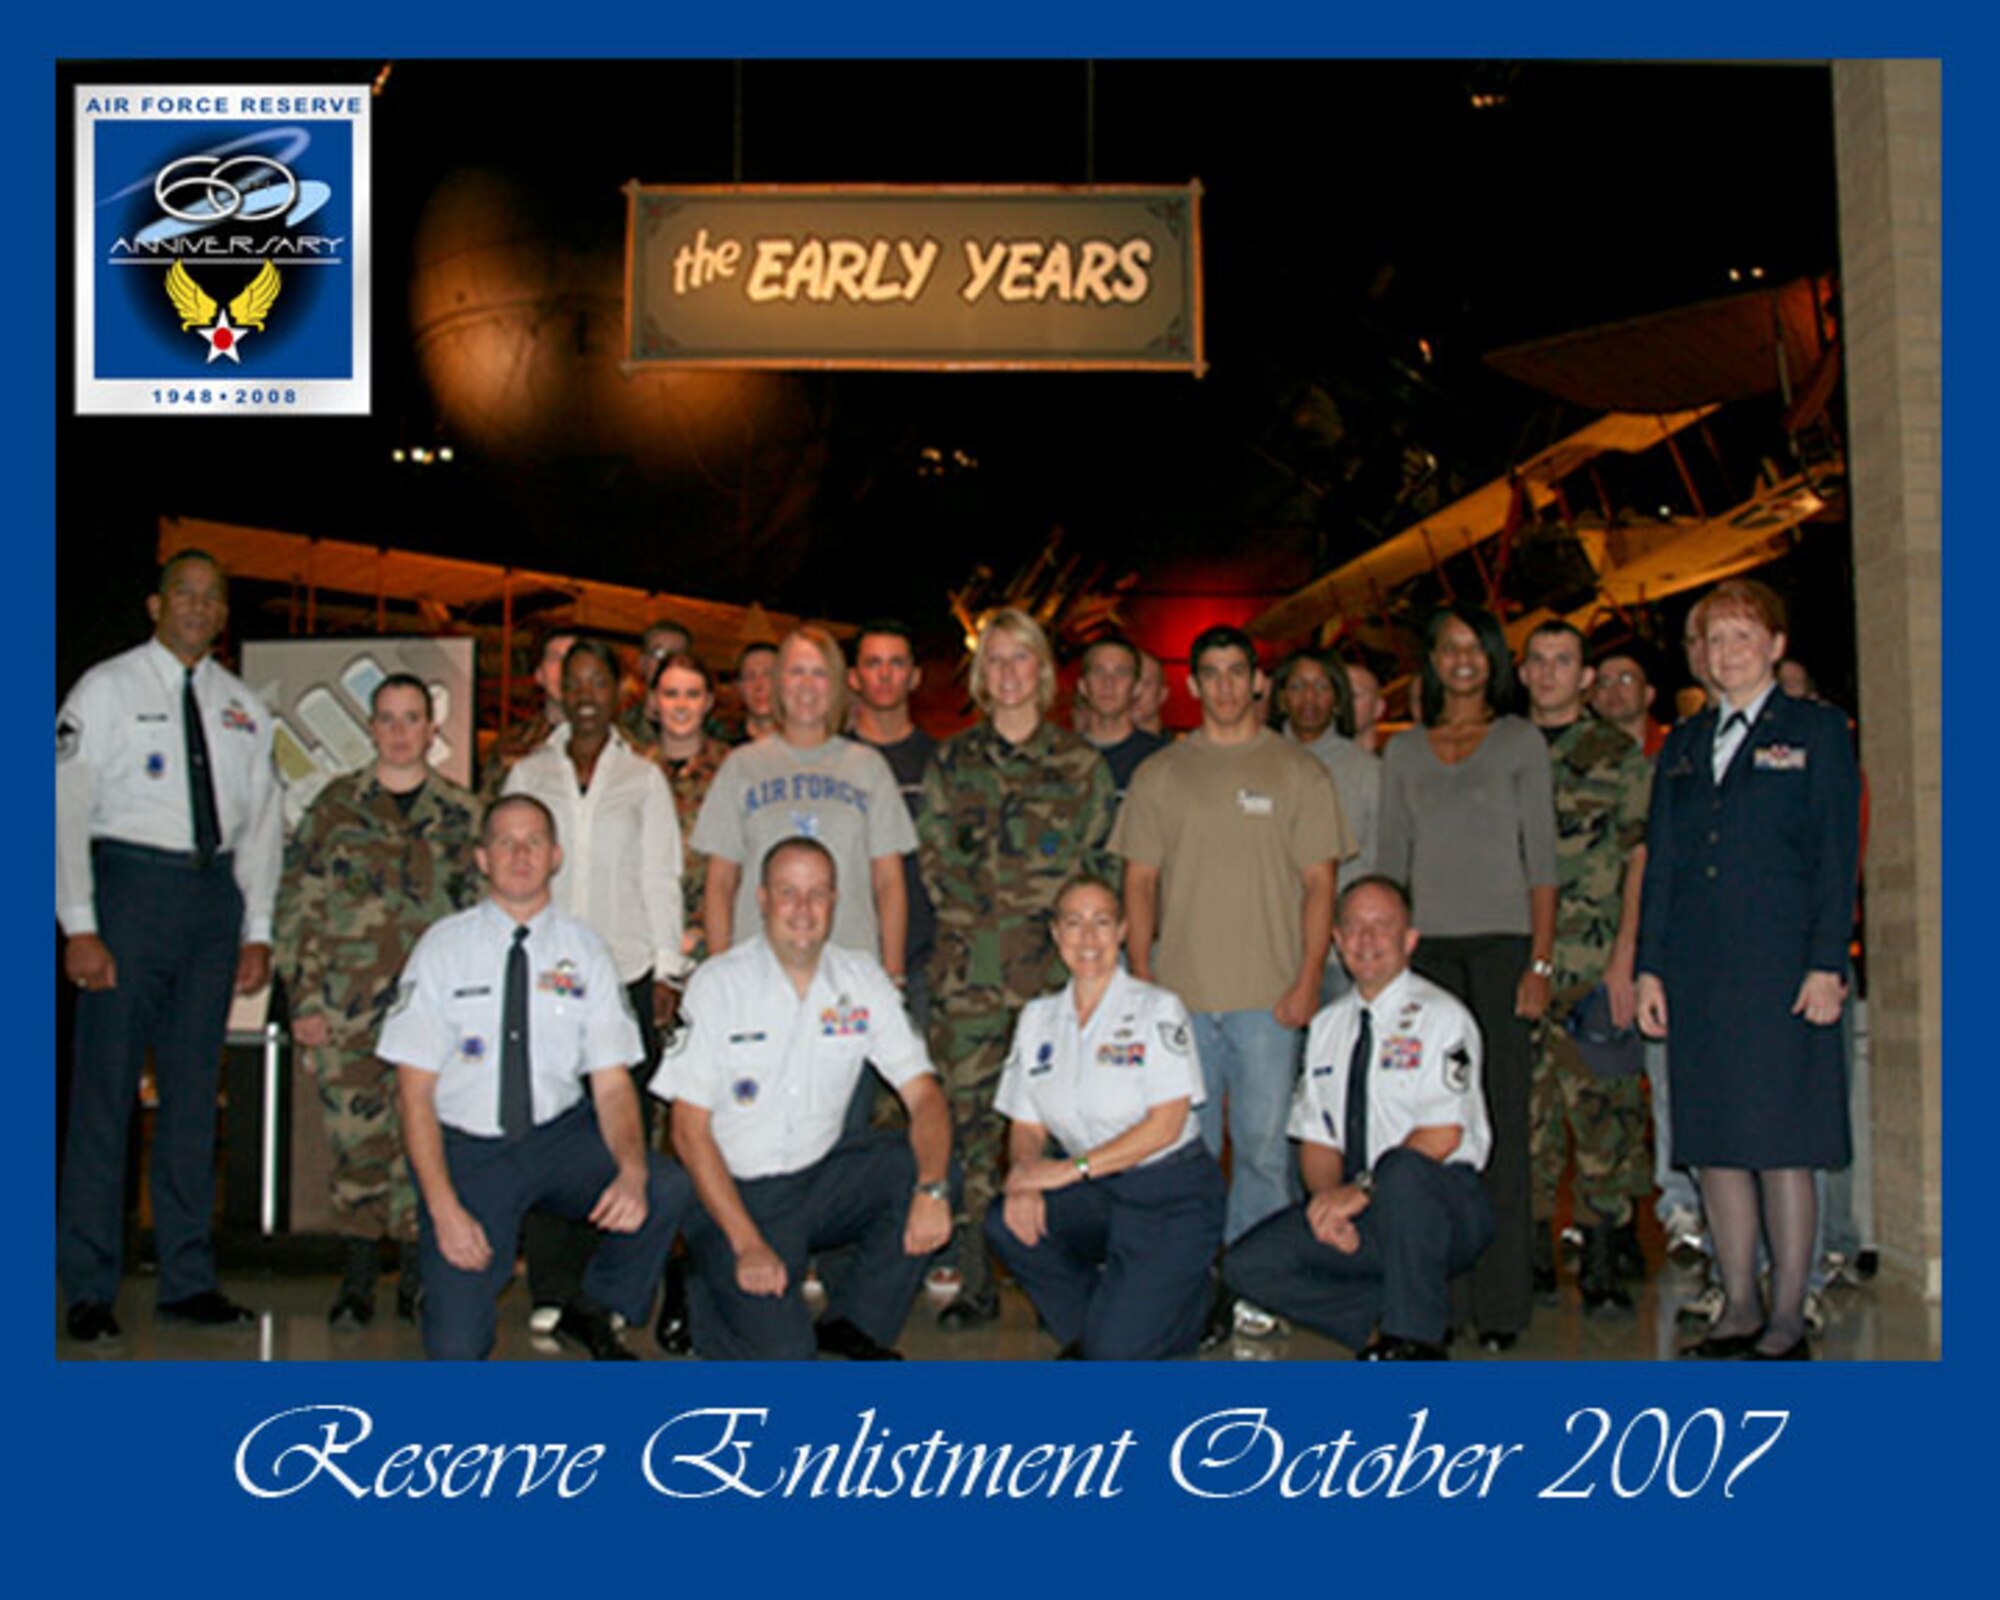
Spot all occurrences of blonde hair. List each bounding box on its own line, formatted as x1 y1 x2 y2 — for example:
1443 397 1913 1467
778 626 849 734
970 607 1057 716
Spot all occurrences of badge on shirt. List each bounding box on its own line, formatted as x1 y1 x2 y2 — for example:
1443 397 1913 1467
1235 788 1275 817
144 751 168 779
538 960 586 999
820 997 871 1037
1445 1041 1474 1092
460 1035 487 1061
732 1076 760 1105
1030 1041 1055 1077
1383 1036 1423 1071
1097 1042 1146 1068
56 712 82 762
220 699 259 735
1754 744 1808 771
1158 1020 1190 1054
789 811 822 839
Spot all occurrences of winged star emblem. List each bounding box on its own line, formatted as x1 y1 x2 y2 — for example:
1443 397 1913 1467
164 261 282 364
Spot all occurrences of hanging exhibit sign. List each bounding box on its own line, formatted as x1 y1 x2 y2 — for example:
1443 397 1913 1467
623 183 1204 374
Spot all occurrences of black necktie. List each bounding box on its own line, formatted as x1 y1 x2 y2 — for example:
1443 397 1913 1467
500 925 532 1139
1345 1006 1372 1177
183 667 222 864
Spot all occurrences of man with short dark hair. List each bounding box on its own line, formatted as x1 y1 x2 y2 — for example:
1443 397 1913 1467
1590 648 1668 758
732 640 780 744
1113 626 1351 1281
657 838 953 1360
1074 635 1170 803
381 794 688 1361
1223 875 1494 1360
57 550 283 1343
1519 621 1653 1315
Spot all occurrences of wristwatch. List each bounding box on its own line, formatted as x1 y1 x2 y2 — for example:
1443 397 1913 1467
1529 957 1555 979
913 1178 949 1202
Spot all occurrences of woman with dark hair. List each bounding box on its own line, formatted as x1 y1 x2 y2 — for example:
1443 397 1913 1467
648 651 732 965
1374 604 1557 1351
1637 580 1859 1361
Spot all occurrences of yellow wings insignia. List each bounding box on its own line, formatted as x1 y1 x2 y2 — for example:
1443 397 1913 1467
229 263 282 332
164 261 217 331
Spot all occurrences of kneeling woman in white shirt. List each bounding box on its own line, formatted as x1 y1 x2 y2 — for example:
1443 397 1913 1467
986 876 1225 1359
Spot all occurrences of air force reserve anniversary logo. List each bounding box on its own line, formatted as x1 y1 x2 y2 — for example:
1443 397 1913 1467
73 86 371 415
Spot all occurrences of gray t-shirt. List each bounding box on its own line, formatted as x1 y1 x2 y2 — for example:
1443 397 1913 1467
1303 729 1381 891
690 734 918 958
1374 716 1558 937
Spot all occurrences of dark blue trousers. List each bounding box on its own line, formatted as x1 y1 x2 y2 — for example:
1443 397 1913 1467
986 1144 1225 1360
59 842 242 1308
1223 1148 1495 1349
683 1131 928 1360
420 1102 689 1360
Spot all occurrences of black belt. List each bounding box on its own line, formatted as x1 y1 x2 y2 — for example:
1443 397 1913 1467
93 838 234 871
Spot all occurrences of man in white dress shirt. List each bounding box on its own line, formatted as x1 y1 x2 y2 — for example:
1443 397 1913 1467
380 794 687 1361
1223 875 1494 1360
656 837 952 1360
56 550 282 1343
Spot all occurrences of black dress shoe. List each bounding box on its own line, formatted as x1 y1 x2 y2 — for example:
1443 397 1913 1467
655 1258 693 1355
158 1290 254 1326
327 1288 376 1329
1680 1326 1765 1360
1357 1334 1448 1362
553 1304 637 1361
815 1316 904 1361
1747 1336 1811 1361
937 1291 999 1331
1477 1329 1518 1354
1055 1341 1086 1361
66 1303 122 1345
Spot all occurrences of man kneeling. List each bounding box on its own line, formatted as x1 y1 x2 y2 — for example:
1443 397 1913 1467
656 838 952 1360
1224 875 1494 1360
382 795 689 1360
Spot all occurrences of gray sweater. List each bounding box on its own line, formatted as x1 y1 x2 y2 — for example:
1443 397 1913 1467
1375 716 1557 937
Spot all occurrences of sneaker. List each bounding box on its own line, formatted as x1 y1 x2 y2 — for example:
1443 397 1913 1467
66 1302 123 1346
528 1303 564 1336
1663 1207 1707 1263
1232 1299 1289 1339
158 1290 255 1326
1676 1281 1726 1327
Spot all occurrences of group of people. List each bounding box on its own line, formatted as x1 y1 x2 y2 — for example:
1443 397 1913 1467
56 550 1860 1365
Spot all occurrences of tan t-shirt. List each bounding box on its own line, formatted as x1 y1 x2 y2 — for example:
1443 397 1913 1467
1110 727 1352 1013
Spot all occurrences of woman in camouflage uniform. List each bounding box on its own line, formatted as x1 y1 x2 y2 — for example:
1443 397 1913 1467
919 609 1118 1328
274 674 481 1327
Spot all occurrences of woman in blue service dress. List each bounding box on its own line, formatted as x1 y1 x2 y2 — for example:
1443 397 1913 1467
1636 579 1859 1362
985 875 1225 1359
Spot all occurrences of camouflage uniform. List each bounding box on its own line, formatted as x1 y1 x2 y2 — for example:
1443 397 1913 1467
274 772 482 1241
659 736 733 965
1530 717 1653 1228
918 720 1118 1301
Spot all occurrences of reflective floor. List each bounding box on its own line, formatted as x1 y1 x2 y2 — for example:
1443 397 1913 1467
58 1229 1940 1363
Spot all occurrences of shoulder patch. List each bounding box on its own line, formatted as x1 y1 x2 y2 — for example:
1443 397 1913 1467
387 979 416 1019
662 1019 692 1059
56 712 82 763
1444 1041 1474 1093
1158 1019 1190 1054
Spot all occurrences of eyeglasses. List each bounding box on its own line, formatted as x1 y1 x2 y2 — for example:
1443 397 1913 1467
1600 671 1643 687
